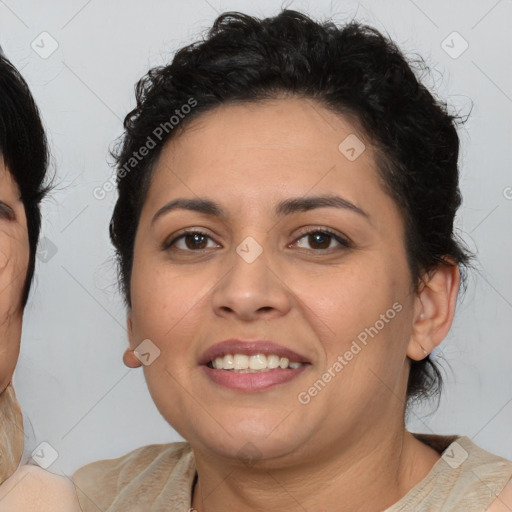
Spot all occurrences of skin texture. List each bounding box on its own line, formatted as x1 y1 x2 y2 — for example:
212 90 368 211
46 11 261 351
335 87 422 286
487 479 512 511
0 157 29 393
126 97 460 511
0 465 81 511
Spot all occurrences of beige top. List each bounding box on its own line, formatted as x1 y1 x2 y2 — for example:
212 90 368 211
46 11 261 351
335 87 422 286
0 384 81 511
73 433 512 512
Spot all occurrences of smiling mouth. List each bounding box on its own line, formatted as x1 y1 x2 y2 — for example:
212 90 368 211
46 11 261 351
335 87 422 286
206 353 306 372
200 340 311 390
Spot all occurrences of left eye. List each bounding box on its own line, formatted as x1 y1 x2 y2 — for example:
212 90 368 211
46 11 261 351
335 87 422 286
292 229 350 251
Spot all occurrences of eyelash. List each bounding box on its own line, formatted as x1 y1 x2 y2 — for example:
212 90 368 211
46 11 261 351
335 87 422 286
163 227 352 253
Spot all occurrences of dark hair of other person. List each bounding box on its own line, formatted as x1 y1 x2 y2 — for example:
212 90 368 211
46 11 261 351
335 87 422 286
0 47 51 306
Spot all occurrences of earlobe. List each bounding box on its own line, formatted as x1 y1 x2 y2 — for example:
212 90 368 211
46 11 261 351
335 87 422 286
123 348 142 368
407 262 460 361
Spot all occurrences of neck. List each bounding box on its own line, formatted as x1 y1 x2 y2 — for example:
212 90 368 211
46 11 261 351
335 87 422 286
191 428 441 512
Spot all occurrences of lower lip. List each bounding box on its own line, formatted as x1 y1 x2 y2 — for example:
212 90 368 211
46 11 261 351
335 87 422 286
202 365 308 391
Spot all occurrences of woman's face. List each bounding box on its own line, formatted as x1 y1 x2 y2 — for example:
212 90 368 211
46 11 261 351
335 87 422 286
0 158 29 393
128 98 421 465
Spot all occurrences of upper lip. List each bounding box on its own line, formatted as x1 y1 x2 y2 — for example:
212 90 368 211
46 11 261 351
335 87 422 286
198 339 311 365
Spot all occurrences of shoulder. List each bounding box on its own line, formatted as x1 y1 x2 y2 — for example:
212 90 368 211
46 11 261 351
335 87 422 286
487 478 512 511
0 464 80 512
402 435 512 511
73 442 194 511
440 437 512 510
74 441 192 486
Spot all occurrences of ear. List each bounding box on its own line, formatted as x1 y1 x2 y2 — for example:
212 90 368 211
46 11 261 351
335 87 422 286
126 312 134 348
123 311 142 368
407 262 460 361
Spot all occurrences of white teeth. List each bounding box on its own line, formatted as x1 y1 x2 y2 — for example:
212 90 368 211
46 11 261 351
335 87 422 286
210 353 304 371
249 354 267 370
233 354 249 370
267 355 280 369
279 357 289 369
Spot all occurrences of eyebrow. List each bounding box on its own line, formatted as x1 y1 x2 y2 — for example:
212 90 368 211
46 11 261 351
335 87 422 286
151 195 369 225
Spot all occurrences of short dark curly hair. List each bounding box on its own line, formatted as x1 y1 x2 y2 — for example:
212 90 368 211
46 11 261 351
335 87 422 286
109 10 471 405
0 48 50 307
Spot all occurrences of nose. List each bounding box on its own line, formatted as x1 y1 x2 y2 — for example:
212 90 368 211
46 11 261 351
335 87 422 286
210 241 292 322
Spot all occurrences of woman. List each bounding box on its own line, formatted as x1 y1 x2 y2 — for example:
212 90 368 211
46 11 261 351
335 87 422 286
73 10 512 511
0 49 80 510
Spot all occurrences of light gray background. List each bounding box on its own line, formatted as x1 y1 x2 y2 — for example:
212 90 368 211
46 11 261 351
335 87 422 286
0 0 511 477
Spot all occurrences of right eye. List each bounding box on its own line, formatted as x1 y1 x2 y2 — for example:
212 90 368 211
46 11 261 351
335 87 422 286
163 230 220 252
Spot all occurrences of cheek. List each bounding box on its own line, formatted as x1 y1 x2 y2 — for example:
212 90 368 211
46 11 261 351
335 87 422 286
298 260 400 335
0 343 20 391
0 231 27 390
129 258 209 434
129 252 209 349
296 259 411 392
0 231 29 314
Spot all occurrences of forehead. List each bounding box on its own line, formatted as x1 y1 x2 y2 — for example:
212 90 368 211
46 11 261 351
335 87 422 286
144 98 382 209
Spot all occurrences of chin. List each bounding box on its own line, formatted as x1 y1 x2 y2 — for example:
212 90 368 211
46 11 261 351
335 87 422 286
185 415 307 464
204 436 301 466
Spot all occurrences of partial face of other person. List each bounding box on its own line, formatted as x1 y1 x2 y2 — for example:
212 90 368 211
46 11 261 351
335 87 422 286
0 157 29 393
127 97 457 466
